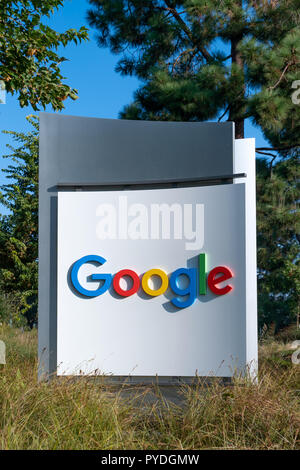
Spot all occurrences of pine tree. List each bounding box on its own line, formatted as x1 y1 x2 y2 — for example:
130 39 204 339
88 0 300 150
88 1 300 332
0 116 38 327
256 156 299 333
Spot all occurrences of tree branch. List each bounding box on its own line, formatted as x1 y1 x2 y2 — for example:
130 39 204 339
222 54 232 61
256 145 300 151
268 61 293 91
172 47 196 73
218 104 230 122
255 150 277 158
163 1 212 63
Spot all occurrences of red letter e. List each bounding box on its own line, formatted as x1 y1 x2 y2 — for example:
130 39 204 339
207 266 233 295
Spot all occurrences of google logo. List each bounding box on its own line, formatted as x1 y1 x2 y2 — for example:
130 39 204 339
70 254 234 309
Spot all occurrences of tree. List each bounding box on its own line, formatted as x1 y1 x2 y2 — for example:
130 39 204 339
87 0 300 151
0 1 88 110
0 116 38 327
256 156 299 333
88 1 300 332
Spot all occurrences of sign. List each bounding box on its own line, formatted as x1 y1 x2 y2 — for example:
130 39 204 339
57 184 247 377
38 113 257 381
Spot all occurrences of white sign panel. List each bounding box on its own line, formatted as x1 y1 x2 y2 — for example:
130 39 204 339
57 184 246 377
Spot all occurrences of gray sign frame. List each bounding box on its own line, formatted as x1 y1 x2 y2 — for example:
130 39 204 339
38 112 235 380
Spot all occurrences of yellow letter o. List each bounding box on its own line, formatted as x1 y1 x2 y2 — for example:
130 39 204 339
142 269 169 296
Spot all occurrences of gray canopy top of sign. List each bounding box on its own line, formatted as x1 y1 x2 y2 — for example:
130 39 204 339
38 113 235 380
39 113 234 187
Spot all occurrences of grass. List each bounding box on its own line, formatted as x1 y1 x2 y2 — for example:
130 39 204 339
0 323 299 450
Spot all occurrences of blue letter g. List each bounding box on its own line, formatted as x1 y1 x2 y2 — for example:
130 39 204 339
70 255 112 297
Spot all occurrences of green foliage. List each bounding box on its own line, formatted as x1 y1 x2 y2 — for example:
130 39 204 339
0 293 26 327
256 155 300 332
0 116 39 327
88 0 300 145
0 1 88 110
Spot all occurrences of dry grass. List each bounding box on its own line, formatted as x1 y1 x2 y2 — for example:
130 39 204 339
0 323 299 450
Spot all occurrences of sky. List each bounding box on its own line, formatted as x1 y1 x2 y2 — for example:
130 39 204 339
0 0 268 213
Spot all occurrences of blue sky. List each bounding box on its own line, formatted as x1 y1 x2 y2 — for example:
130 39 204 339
0 0 268 213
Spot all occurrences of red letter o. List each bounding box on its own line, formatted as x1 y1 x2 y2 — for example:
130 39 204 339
113 269 140 297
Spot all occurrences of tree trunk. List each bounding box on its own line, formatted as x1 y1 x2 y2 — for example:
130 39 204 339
229 26 245 139
234 118 245 140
